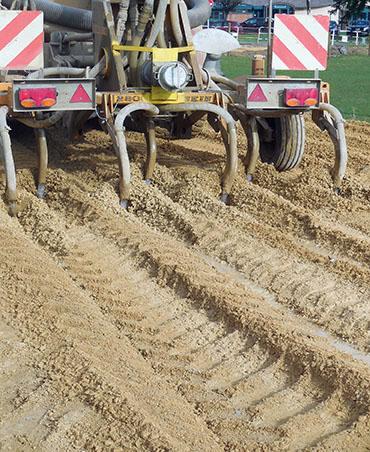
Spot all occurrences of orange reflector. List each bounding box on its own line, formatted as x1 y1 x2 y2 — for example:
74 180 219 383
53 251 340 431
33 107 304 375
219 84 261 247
41 98 57 107
286 98 300 107
20 99 37 108
304 98 317 106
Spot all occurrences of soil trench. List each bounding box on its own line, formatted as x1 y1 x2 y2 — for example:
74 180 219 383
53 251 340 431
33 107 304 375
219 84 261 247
0 117 370 450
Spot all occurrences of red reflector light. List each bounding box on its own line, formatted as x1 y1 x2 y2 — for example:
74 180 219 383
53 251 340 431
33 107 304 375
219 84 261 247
284 88 318 107
18 87 57 109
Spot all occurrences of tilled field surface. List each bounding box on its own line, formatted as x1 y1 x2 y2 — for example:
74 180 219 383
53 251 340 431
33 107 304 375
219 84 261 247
0 117 370 450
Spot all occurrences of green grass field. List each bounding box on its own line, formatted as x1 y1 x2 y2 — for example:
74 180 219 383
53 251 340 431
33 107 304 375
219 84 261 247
221 54 370 121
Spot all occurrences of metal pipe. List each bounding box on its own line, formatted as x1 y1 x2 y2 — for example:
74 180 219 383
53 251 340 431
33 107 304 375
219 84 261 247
267 0 273 77
63 32 93 42
318 103 348 189
114 103 159 207
159 103 238 200
210 73 241 90
34 125 48 198
144 118 157 183
0 106 17 216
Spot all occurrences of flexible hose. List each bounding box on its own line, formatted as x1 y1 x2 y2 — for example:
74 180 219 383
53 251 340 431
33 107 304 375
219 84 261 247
26 55 106 79
129 0 154 84
136 0 168 82
143 0 168 48
185 0 211 28
116 0 130 43
2 0 92 30
27 67 85 79
1 0 210 33
170 0 184 46
210 73 241 90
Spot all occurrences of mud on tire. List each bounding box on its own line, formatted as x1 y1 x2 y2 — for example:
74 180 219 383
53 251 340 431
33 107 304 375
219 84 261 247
258 114 305 172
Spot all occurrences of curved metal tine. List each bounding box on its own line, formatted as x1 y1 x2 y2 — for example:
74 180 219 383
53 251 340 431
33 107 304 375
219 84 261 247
114 103 159 208
313 104 348 190
144 118 157 185
0 107 17 216
218 119 238 204
34 127 48 199
114 125 131 209
236 110 260 182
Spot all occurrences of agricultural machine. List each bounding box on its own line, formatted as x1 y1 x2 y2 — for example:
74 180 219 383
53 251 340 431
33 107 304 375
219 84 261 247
0 0 347 215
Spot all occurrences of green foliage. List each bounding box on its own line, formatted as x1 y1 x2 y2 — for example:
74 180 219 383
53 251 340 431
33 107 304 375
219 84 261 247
333 0 367 19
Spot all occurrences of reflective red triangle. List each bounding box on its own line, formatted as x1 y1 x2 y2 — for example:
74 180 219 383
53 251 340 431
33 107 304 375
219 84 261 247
70 84 91 103
248 84 268 102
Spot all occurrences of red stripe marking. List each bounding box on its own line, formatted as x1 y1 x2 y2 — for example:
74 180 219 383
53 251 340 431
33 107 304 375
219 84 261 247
278 15 327 68
314 15 330 31
6 32 43 69
273 35 307 70
0 11 40 52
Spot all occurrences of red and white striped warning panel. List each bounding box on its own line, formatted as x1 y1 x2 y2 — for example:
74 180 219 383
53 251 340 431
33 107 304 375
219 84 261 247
272 14 329 71
0 11 43 70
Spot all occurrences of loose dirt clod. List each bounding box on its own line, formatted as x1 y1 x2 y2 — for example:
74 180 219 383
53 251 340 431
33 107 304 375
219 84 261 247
0 118 370 450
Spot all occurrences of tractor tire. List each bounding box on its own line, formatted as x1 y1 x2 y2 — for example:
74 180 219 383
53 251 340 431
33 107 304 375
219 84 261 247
258 114 305 172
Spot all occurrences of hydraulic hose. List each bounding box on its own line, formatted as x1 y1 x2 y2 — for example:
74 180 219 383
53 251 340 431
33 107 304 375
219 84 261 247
170 0 184 46
2 0 92 31
1 0 210 34
116 0 130 43
143 0 168 48
26 55 106 79
129 0 154 84
27 67 85 79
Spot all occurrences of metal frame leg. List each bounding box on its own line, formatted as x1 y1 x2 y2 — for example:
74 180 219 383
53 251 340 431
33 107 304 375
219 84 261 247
0 106 17 216
34 127 48 198
144 118 157 184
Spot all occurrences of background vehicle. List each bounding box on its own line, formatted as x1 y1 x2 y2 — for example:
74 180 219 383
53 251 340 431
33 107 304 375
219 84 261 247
348 19 369 35
241 17 269 31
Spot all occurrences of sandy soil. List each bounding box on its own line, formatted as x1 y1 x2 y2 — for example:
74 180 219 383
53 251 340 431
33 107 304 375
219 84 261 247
0 116 370 450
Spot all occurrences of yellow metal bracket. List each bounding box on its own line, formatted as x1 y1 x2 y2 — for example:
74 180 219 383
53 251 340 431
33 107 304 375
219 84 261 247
112 42 195 62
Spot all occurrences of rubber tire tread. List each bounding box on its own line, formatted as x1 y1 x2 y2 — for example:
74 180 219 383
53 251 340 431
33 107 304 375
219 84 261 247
274 115 305 172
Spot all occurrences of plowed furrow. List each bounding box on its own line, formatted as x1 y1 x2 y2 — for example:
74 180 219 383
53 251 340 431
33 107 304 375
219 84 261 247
2 118 370 450
12 171 370 450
